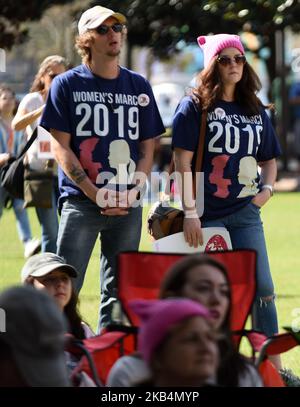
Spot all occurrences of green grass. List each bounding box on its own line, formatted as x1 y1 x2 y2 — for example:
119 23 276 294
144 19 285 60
1 193 300 374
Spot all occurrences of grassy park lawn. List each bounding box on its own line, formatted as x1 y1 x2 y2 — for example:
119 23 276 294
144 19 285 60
1 192 300 374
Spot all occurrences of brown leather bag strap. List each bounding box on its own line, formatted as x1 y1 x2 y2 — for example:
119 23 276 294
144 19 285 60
164 110 207 197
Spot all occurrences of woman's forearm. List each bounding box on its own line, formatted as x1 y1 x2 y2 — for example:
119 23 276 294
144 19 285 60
174 151 197 213
259 158 277 186
12 105 45 131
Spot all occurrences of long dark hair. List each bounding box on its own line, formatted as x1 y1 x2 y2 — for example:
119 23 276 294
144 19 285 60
64 290 86 340
193 57 268 115
159 254 251 387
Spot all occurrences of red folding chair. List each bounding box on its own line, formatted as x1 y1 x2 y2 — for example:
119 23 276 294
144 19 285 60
70 330 137 386
232 328 300 387
72 250 257 385
256 332 299 367
255 329 300 387
117 249 257 347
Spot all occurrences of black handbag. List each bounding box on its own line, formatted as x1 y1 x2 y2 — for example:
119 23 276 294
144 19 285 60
0 128 38 199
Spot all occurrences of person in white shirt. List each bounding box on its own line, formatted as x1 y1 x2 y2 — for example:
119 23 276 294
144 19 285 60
12 56 68 253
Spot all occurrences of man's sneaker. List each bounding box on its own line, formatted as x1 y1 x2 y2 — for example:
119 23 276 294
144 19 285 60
24 238 42 258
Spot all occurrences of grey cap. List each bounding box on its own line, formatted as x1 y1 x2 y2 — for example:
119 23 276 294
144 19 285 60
78 5 127 35
21 252 78 283
0 286 70 386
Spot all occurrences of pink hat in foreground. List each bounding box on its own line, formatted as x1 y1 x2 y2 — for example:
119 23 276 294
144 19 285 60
129 298 211 364
197 34 245 68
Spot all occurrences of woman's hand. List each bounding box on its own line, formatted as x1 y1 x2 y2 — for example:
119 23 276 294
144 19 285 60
251 189 272 208
254 159 276 208
183 217 203 248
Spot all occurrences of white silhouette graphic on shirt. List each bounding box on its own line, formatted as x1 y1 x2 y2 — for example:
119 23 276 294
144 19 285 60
237 156 259 197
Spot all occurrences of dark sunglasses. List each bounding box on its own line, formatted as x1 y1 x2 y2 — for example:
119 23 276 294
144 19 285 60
217 55 246 67
95 23 124 35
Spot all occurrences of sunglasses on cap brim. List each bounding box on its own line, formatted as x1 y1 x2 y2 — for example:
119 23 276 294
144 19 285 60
217 55 246 67
94 23 124 35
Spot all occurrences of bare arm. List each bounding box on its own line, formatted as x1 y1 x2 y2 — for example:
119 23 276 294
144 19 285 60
259 158 277 186
174 147 203 247
12 105 45 132
252 158 277 207
50 129 98 203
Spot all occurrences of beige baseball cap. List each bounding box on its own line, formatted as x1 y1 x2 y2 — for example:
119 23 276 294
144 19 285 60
78 5 127 35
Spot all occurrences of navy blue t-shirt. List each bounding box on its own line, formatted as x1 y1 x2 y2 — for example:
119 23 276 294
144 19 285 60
41 64 165 205
172 96 282 220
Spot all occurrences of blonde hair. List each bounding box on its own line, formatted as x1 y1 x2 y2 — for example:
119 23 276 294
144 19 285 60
75 32 94 65
30 55 68 93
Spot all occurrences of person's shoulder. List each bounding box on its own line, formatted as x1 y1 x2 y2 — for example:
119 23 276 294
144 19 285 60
176 95 199 114
259 106 272 121
112 354 145 370
107 354 150 387
120 66 150 85
21 92 42 104
181 94 198 106
120 66 144 79
108 354 149 378
18 92 43 110
55 64 88 83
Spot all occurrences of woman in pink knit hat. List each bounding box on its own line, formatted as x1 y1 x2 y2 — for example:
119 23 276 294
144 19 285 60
172 33 282 369
129 298 219 387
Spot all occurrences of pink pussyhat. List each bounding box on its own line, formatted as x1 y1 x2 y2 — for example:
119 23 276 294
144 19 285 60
197 34 245 68
129 298 211 364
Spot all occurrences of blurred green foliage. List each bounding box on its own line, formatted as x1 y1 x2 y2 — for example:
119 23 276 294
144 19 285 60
0 0 74 49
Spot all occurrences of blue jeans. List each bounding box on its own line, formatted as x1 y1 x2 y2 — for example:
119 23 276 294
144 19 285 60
0 186 31 243
56 197 142 329
202 201 278 337
35 189 58 253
